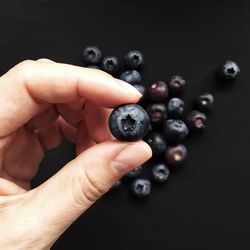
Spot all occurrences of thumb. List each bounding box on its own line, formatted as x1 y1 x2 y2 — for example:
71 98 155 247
31 140 151 244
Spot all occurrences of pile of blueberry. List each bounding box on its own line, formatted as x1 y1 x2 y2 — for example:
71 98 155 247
82 45 240 198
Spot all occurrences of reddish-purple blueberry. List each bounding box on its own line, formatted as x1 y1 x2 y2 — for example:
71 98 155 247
147 81 169 102
165 144 187 167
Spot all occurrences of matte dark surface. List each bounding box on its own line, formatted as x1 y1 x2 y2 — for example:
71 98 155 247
1 0 250 249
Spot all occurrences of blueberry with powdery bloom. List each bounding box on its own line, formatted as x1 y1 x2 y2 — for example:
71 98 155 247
101 56 119 75
120 70 141 84
167 98 185 118
163 119 189 143
151 163 170 183
124 50 144 70
108 104 150 141
82 45 102 66
217 60 240 81
131 178 151 197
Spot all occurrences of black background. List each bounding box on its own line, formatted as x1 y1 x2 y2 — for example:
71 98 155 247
1 0 250 249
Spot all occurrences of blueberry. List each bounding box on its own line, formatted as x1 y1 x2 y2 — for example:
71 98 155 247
108 104 150 141
168 75 186 93
165 144 187 167
151 163 170 183
167 98 185 118
133 84 146 96
124 50 144 70
145 132 167 156
133 84 146 105
101 56 119 75
131 178 151 197
120 70 141 84
111 179 122 189
163 119 189 143
82 45 102 66
146 103 167 125
126 166 142 178
186 111 207 131
87 65 100 69
195 93 214 112
217 60 240 81
147 81 169 102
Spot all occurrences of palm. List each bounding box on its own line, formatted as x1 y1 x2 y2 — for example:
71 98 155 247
0 126 44 190
0 101 110 192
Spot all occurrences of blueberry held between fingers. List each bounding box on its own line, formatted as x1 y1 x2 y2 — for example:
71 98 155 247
120 70 141 84
165 144 187 167
151 163 170 183
82 45 102 66
217 60 240 81
195 93 214 112
131 178 151 197
126 166 143 178
167 98 185 118
101 56 119 75
124 50 144 70
145 132 167 156
147 81 169 102
163 119 189 143
108 104 150 141
168 75 186 93
186 111 207 131
146 103 167 125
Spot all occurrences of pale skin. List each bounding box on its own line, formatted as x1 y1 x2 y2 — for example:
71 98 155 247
0 59 152 250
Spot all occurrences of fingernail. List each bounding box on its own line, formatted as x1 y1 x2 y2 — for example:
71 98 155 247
115 79 142 97
113 141 152 174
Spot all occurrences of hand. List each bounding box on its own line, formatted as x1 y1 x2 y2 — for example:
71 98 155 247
0 59 152 250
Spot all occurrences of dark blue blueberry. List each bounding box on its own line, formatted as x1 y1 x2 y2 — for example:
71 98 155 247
186 111 207 131
108 104 150 141
133 84 146 105
133 84 146 96
145 132 167 156
168 75 186 93
82 46 102 66
120 70 141 84
124 50 144 70
217 60 240 81
163 119 189 143
195 93 214 112
147 81 169 102
151 163 170 183
146 103 167 125
126 166 142 178
87 65 100 69
131 178 151 197
165 144 187 167
101 56 119 75
167 98 185 118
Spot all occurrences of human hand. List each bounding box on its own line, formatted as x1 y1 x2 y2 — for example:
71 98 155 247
0 59 152 250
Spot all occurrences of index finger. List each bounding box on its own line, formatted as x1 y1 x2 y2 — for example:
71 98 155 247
0 60 141 137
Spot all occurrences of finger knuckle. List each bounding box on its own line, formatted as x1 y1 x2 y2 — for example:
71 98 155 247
78 169 108 204
13 60 37 81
